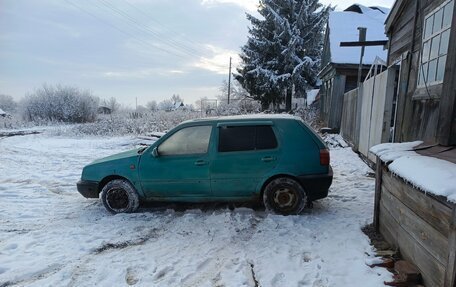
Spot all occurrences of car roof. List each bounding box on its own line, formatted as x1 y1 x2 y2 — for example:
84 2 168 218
181 114 301 125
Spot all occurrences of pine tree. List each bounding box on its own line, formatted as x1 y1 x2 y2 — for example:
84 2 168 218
236 0 330 111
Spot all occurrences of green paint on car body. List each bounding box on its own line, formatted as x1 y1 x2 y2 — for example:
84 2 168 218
77 115 333 204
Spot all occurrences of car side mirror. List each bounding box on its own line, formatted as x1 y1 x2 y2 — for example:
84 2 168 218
152 147 159 157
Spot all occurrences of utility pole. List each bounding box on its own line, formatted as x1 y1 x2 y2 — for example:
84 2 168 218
227 57 232 104
357 27 367 87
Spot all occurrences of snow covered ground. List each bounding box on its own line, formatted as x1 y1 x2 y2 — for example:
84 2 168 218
0 132 392 287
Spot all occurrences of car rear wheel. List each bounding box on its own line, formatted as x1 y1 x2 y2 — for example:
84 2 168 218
263 177 307 215
101 179 139 214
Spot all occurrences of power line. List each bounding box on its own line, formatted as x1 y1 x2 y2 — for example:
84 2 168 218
120 0 203 52
94 0 204 58
64 0 231 70
65 0 192 61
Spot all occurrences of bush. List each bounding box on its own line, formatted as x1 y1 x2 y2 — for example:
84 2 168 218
62 110 200 136
21 84 99 123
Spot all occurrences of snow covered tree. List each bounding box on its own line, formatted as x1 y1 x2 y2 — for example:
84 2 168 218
21 84 99 123
171 94 183 105
217 80 250 103
102 97 120 113
236 0 330 111
146 100 158 111
0 94 17 113
158 99 174 111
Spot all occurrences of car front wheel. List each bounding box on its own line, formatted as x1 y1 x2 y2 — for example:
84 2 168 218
263 177 307 215
101 179 139 214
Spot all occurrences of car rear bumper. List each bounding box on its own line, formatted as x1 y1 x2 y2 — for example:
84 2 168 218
76 180 99 198
297 166 333 201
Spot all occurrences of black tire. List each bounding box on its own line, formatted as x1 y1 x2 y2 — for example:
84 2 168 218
101 179 140 214
263 177 307 215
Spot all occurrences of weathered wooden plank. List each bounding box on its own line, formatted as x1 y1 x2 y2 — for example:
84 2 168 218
379 202 398 246
379 201 446 287
444 207 456 287
382 171 452 237
381 186 449 265
374 157 382 231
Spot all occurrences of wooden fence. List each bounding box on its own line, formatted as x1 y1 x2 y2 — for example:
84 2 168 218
374 158 456 287
340 88 359 148
340 67 397 161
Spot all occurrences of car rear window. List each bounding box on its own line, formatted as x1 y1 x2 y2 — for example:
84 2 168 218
218 125 277 152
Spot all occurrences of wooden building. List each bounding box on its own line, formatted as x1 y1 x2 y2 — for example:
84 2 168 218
319 4 389 131
373 1 456 286
386 0 456 145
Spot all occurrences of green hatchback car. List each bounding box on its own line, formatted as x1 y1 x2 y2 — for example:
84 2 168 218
77 115 332 215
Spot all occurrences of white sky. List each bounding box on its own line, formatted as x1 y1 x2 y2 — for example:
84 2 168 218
0 0 395 107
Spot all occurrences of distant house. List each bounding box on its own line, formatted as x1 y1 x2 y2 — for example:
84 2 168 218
97 106 112 114
386 0 456 145
173 101 184 111
319 4 389 131
0 108 7 117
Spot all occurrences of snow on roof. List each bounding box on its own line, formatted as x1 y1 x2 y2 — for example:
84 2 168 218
328 4 389 65
306 89 319 105
0 108 5 115
370 141 456 203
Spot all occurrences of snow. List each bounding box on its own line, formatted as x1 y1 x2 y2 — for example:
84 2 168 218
306 89 319 105
0 131 392 286
0 108 5 115
328 5 389 65
370 141 456 203
369 141 422 162
389 156 456 203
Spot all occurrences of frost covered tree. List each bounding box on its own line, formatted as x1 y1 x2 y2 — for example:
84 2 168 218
21 84 99 123
146 100 158 111
171 94 183 105
0 94 17 113
158 99 174 111
102 97 120 113
236 0 330 111
217 80 250 104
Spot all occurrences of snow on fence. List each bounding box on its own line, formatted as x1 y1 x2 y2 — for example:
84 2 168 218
340 67 396 161
374 157 456 287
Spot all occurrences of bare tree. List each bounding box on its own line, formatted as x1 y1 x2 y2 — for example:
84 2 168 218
103 97 120 113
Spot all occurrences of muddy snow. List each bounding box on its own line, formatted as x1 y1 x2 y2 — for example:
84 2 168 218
0 133 392 286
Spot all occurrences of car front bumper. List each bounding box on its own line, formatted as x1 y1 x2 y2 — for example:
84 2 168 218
297 166 333 201
76 180 99 198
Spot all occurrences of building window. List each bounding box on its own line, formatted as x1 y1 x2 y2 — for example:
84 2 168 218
418 0 453 87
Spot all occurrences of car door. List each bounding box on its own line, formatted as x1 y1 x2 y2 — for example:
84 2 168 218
138 125 213 198
210 122 279 197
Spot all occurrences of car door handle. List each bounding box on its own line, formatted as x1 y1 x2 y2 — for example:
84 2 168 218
261 156 276 162
194 160 208 166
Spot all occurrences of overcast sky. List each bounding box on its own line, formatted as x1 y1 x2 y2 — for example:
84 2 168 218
0 0 395 107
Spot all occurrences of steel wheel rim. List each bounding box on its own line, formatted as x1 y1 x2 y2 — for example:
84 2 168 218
273 187 297 209
106 188 129 212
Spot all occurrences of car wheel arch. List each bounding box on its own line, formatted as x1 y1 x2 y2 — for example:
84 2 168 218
259 174 303 198
98 175 130 193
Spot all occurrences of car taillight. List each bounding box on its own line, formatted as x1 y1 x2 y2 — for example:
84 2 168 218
320 149 330 165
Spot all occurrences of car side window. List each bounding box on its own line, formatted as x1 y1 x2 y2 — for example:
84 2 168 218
218 125 277 152
158 125 212 156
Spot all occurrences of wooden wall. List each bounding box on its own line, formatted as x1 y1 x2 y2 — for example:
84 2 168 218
388 0 456 145
375 159 456 287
